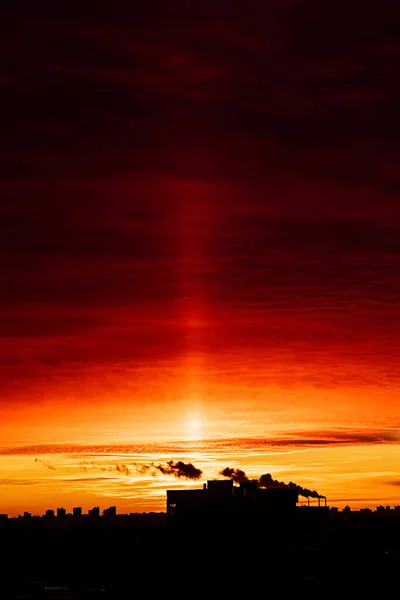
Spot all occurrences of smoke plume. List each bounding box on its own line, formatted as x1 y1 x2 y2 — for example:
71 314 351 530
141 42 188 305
155 460 202 480
220 467 249 483
114 464 130 475
79 461 131 476
220 466 324 498
258 473 324 499
35 458 56 471
79 460 202 480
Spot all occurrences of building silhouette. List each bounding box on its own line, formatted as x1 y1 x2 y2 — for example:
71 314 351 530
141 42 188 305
167 478 329 539
103 506 117 517
168 479 301 520
73 506 82 517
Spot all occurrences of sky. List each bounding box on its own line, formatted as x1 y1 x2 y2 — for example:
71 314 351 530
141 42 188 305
1 0 400 516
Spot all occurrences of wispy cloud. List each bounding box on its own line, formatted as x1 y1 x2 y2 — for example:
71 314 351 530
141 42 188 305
58 476 117 483
1 429 398 457
0 479 47 486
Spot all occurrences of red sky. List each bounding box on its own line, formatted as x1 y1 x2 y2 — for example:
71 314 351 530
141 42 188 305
0 0 399 515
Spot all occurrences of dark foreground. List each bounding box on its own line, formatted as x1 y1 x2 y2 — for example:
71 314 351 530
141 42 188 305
0 510 399 599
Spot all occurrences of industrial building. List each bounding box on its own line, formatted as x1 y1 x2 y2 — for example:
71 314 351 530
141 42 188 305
167 479 328 530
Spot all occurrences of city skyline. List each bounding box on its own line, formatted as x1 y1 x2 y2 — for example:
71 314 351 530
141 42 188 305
1 440 400 517
3 478 400 519
1 0 400 517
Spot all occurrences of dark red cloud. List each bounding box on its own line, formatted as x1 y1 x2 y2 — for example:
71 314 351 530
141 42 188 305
1 0 400 410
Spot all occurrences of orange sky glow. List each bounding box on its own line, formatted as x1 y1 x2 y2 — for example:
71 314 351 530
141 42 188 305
1 3 400 516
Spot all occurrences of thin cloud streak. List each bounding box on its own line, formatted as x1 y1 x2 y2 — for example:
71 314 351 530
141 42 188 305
0 479 47 486
1 429 398 456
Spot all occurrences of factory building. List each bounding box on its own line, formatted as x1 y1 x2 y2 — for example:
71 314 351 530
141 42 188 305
167 479 328 532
